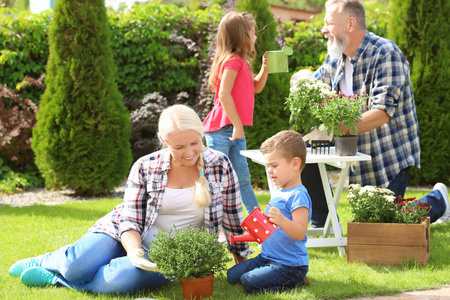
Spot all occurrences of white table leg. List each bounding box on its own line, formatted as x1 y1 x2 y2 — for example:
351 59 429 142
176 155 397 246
317 163 349 256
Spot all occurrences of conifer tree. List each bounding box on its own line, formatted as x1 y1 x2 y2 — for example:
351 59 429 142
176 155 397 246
237 0 290 186
389 0 449 185
32 0 132 196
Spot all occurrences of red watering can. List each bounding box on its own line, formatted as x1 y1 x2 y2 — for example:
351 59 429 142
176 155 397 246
229 203 277 244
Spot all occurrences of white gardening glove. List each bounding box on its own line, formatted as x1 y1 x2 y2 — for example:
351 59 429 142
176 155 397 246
127 248 159 272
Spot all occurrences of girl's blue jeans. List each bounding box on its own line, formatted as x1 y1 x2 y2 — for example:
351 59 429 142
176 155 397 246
388 167 446 223
227 254 308 292
205 125 259 214
35 232 171 294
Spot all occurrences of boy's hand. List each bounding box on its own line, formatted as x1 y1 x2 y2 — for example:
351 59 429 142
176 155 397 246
268 207 285 226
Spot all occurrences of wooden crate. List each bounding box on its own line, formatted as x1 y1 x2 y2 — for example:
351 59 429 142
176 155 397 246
347 218 430 266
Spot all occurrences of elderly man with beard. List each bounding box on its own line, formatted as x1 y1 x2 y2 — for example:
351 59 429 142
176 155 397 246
294 0 449 227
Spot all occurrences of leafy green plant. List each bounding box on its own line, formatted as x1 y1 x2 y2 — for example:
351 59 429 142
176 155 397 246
0 9 51 104
285 76 332 134
286 76 367 137
348 184 430 224
310 91 367 137
148 227 230 280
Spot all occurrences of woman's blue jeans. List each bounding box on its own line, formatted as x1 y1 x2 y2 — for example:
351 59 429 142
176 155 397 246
388 167 446 223
227 254 308 292
205 125 259 214
35 232 171 294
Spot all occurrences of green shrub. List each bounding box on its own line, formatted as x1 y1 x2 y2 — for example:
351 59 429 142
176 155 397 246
0 9 51 104
389 0 450 185
108 3 222 100
32 0 132 196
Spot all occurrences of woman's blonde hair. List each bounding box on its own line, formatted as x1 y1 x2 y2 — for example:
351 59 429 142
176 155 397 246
158 105 211 207
208 11 257 90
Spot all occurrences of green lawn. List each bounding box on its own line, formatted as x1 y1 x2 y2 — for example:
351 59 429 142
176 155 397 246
1 188 449 300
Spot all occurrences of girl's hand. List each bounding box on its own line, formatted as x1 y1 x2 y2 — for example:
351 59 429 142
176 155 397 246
229 125 245 141
261 53 267 69
268 207 285 226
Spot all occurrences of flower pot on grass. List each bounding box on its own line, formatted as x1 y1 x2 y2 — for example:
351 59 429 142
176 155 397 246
179 274 214 300
347 185 431 266
147 227 230 300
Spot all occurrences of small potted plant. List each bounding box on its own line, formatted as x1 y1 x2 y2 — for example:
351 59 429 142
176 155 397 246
147 226 230 300
285 75 332 134
286 74 367 155
346 184 431 266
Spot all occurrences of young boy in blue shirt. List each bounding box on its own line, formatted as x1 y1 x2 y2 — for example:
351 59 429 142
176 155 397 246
227 130 311 292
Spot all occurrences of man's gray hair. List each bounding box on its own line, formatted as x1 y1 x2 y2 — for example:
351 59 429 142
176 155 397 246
325 0 367 31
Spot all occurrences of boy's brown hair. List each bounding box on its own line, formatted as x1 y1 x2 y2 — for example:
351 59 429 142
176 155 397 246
260 130 307 171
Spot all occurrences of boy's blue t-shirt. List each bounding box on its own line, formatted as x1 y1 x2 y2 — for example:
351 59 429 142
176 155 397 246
261 184 312 266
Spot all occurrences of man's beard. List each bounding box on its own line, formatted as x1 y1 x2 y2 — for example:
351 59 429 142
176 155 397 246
326 32 350 59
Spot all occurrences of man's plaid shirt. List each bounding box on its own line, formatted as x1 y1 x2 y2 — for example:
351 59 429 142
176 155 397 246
314 31 420 188
90 147 251 258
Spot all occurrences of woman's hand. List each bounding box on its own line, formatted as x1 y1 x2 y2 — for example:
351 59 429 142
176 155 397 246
127 248 160 271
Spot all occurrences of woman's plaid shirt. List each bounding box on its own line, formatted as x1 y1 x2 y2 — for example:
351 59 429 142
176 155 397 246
90 147 251 258
314 31 420 188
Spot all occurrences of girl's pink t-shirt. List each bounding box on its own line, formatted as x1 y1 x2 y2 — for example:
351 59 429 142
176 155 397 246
203 55 254 132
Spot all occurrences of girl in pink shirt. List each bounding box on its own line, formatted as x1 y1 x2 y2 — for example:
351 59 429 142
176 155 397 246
203 11 268 214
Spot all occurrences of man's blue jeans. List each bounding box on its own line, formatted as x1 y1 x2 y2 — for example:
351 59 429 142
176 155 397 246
388 167 446 223
36 232 171 294
227 254 308 292
205 125 259 215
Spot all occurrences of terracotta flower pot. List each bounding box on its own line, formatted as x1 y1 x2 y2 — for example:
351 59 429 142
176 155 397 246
179 274 214 300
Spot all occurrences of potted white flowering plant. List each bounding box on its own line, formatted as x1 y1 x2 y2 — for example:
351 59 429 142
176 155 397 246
347 184 431 266
147 226 230 300
286 73 368 155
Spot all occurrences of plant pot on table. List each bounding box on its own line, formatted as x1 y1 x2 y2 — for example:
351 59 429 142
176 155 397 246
334 135 358 156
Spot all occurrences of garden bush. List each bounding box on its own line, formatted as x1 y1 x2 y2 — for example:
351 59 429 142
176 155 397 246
0 75 44 170
108 3 222 101
32 0 132 196
0 9 51 104
389 0 449 185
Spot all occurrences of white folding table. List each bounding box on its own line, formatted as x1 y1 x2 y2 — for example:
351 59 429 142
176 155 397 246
241 147 371 256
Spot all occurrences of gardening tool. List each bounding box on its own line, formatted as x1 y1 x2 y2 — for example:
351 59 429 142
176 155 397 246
229 203 277 244
265 46 293 74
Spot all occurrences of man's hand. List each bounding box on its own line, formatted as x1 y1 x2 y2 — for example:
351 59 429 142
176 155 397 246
127 248 159 272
